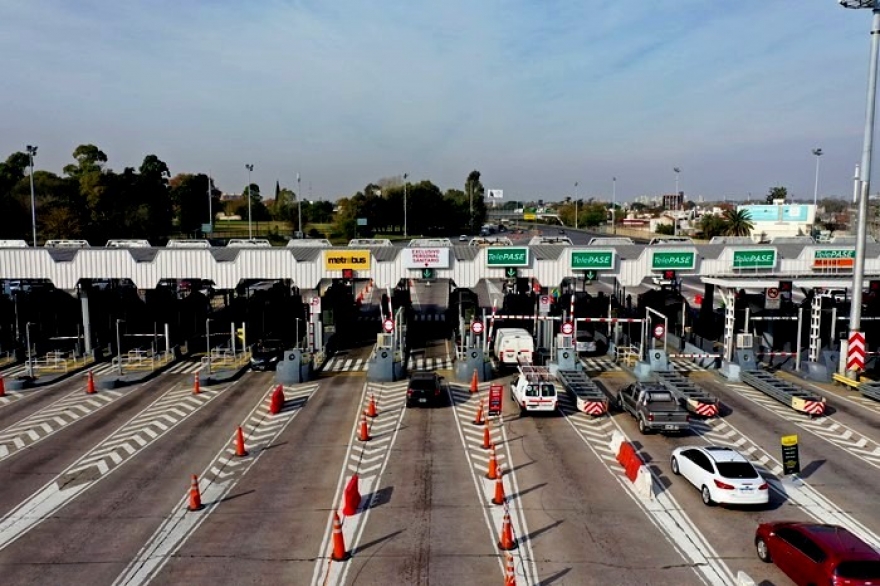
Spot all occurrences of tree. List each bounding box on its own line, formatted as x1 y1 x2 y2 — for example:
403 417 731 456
465 170 487 233
655 224 675 235
171 173 213 235
699 214 728 240
766 186 788 204
723 208 754 237
63 144 107 178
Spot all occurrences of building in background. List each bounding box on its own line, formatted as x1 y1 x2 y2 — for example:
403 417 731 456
662 192 684 211
737 203 816 242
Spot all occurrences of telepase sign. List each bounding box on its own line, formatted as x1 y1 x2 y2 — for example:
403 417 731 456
402 248 451 269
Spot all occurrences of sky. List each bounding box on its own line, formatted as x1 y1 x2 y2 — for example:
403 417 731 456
1 1 877 204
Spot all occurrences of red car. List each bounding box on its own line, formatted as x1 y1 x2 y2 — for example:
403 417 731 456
755 522 880 585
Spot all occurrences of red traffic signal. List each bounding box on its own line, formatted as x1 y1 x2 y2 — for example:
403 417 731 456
663 270 676 281
779 280 793 292
342 269 354 280
870 280 880 292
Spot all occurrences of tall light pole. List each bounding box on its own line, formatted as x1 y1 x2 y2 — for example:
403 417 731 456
115 319 125 375
812 148 823 206
206 318 213 374
25 322 34 378
840 0 880 378
245 164 254 240
26 145 37 247
468 179 473 234
612 177 617 235
207 173 213 235
297 172 302 238
574 181 579 230
673 167 681 236
403 173 409 237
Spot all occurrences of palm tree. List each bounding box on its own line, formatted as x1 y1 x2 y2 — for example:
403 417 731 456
723 209 754 237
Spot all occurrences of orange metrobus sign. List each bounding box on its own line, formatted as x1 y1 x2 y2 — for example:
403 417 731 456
812 249 854 269
323 250 371 271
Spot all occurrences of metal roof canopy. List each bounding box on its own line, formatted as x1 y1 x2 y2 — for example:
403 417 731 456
703 277 866 289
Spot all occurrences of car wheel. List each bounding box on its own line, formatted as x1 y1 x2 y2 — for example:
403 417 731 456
638 418 649 434
701 485 713 506
755 537 771 563
671 457 680 476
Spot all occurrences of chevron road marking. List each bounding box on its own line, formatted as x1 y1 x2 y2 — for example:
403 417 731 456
405 356 454 372
448 383 539 586
0 384 125 461
690 417 880 550
163 361 205 375
579 357 622 372
0 362 118 380
557 393 736 586
729 383 880 470
311 381 409 586
0 379 236 551
320 357 368 373
113 382 319 586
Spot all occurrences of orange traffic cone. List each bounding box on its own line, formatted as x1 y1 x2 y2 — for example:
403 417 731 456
504 552 516 586
193 373 200 395
470 369 479 393
187 474 203 511
482 422 492 450
487 444 498 480
234 426 248 457
492 466 506 505
473 399 485 425
358 413 370 442
366 393 378 418
86 371 96 394
0 376 5 397
498 510 517 550
330 511 349 561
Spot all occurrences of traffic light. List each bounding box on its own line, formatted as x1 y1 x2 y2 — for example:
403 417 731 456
342 269 354 280
663 270 676 281
870 280 880 293
780 280 793 300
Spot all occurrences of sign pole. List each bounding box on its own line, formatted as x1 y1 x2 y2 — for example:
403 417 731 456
796 306 803 372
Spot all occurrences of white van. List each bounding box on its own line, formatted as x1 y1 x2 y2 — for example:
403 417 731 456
493 328 534 365
510 363 558 414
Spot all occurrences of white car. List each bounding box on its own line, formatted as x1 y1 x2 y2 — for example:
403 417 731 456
575 333 597 354
670 445 769 506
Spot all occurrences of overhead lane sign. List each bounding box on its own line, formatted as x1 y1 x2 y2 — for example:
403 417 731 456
651 250 696 271
732 248 776 269
323 250 370 271
812 248 855 269
571 250 615 270
402 248 450 269
486 247 529 267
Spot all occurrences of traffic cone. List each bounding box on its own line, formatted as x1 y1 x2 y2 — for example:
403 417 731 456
187 474 203 511
358 413 370 442
86 371 96 394
473 399 485 425
330 511 349 561
504 552 516 586
269 384 284 414
366 393 378 418
470 369 479 393
234 426 248 457
482 422 492 450
487 444 498 480
498 510 517 550
492 466 506 505
0 376 5 397
193 373 200 395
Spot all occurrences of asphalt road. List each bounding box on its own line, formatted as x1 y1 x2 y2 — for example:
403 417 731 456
0 355 876 585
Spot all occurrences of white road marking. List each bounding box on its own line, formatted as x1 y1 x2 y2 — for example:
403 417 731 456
113 382 319 586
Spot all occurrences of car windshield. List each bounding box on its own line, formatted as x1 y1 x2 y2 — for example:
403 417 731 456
541 384 556 397
715 462 759 479
835 561 880 579
409 378 436 390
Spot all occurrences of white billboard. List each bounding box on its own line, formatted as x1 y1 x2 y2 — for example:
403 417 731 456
487 189 503 199
402 248 450 269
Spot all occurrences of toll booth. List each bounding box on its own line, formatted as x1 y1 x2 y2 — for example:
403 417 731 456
456 345 491 382
276 349 312 385
368 334 403 382
549 334 577 374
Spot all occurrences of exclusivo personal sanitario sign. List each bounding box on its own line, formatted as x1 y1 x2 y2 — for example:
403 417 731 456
402 248 451 269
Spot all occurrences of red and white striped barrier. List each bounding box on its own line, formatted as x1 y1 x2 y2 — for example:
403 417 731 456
694 402 719 417
669 353 721 359
803 401 825 416
574 317 642 323
757 352 800 357
582 401 607 416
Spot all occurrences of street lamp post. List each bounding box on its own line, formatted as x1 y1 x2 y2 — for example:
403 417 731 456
25 322 34 378
840 0 880 378
115 319 124 375
812 148 823 206
207 174 213 235
673 167 681 236
245 164 254 240
206 318 213 374
403 173 409 238
612 177 617 235
574 182 579 230
297 173 302 238
27 145 37 247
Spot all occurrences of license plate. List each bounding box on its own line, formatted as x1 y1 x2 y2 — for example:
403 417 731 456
740 486 754 492
419 398 427 403
664 425 677 430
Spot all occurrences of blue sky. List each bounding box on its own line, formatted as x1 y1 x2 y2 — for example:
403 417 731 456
0 0 875 203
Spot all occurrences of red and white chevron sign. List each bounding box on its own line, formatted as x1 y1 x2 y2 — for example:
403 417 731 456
847 331 866 371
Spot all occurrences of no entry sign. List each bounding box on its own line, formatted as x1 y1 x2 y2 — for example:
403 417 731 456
383 319 394 333
471 321 484 335
561 321 574 335
653 324 665 339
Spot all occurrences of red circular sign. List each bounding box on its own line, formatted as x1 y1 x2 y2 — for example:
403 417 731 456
383 319 394 333
561 321 574 335
653 324 665 339
767 287 779 299
471 321 484 334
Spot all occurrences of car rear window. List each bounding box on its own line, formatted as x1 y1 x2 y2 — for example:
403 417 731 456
835 561 880 579
541 384 556 397
409 378 436 390
647 392 673 402
715 462 759 479
525 385 539 397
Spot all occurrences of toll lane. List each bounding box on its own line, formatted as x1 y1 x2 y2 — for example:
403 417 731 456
149 376 365 586
0 371 275 586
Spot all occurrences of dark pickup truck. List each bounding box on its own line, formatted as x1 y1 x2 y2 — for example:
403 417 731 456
617 382 691 434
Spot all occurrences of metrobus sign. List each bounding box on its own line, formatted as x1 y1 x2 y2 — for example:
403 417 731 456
570 250 615 270
813 248 855 269
486 248 529 267
651 250 696 271
732 249 776 269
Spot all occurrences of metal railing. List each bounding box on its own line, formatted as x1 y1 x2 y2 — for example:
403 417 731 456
30 350 96 374
614 344 640 367
201 348 251 370
113 349 174 371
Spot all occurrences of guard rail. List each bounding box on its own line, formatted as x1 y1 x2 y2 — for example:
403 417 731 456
655 371 719 417
740 370 826 416
857 380 880 402
556 370 608 416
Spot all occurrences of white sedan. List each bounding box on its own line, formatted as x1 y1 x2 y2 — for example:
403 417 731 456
671 445 769 506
